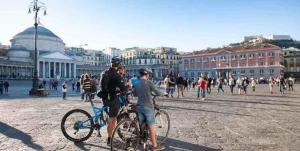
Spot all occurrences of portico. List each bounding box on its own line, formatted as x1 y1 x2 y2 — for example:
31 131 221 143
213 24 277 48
39 52 76 79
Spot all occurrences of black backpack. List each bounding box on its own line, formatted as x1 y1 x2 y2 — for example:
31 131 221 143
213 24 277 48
97 69 110 100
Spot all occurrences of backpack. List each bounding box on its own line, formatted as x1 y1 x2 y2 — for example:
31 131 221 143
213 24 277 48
97 69 110 100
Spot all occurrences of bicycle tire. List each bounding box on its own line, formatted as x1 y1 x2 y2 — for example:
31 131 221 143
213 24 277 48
155 110 170 145
111 118 139 151
61 109 94 142
117 113 131 140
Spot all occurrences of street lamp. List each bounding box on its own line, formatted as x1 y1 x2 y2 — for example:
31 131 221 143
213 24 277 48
28 0 47 95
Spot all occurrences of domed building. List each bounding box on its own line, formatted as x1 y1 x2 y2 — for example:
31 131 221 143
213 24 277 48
10 26 65 53
0 26 77 80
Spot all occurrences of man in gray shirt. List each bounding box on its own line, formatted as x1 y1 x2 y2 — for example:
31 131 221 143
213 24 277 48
134 68 167 151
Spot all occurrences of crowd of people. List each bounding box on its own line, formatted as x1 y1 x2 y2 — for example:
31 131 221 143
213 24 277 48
160 74 297 101
0 81 9 95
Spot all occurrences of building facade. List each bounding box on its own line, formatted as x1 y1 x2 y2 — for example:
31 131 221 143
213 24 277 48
283 47 300 78
120 47 180 79
242 34 292 42
180 44 284 79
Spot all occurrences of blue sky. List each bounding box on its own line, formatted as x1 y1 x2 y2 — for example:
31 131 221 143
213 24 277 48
0 0 299 51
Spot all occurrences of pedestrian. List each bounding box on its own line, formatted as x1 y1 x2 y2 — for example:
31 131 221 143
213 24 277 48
82 74 92 102
176 73 185 98
3 81 9 94
279 75 286 94
91 75 98 100
62 81 67 100
54 80 58 90
242 77 249 94
206 75 212 94
76 80 80 92
251 78 256 92
168 75 176 98
72 79 76 91
288 76 294 91
197 74 206 101
188 78 192 89
269 77 274 94
184 78 188 91
236 77 242 95
228 76 235 94
217 77 224 94
0 81 3 95
192 78 196 89
164 75 170 96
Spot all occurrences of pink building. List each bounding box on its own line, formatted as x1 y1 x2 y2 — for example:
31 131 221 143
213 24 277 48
180 44 284 79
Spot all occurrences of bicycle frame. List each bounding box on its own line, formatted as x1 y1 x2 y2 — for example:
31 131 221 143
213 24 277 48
75 101 108 130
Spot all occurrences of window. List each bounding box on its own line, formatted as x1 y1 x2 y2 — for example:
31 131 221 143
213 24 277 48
191 72 194 77
259 69 264 75
269 69 274 75
250 69 255 74
241 70 245 74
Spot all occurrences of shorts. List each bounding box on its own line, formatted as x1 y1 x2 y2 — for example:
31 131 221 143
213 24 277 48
104 97 120 118
137 106 155 125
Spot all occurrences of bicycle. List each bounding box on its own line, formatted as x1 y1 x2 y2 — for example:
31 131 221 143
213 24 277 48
61 93 132 143
110 95 170 151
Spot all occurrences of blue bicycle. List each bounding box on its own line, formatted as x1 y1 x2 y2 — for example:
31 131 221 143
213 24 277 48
61 94 132 142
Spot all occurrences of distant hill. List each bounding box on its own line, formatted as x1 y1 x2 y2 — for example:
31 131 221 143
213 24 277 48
229 39 300 49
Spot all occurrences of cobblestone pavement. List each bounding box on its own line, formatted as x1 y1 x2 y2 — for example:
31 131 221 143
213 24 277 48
1 84 300 151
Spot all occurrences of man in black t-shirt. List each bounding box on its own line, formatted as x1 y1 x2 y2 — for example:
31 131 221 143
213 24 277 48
206 75 212 94
176 74 185 98
100 57 126 146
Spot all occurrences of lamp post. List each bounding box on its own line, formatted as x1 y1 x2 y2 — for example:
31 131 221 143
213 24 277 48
28 0 47 95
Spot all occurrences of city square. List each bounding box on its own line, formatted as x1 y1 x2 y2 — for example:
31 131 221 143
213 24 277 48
1 84 300 151
1 0 300 151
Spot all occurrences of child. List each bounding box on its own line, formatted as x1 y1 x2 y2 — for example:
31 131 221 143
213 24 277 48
62 81 67 100
197 74 206 101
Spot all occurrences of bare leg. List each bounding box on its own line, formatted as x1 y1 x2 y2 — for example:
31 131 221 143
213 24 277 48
148 125 158 147
107 117 117 138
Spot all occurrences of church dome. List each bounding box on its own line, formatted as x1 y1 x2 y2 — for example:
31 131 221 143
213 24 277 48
10 44 29 51
15 26 60 39
11 26 65 53
8 44 31 62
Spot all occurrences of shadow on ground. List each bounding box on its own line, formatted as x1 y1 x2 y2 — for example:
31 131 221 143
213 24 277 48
164 137 221 151
0 121 43 150
74 142 110 151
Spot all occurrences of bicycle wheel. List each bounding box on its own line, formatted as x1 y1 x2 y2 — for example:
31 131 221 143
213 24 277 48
61 109 94 142
155 110 170 144
111 118 140 151
117 113 131 140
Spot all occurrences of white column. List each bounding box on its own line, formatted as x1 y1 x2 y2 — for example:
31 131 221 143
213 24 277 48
69 63 72 79
58 63 61 79
43 61 46 78
64 63 67 78
73 63 77 78
54 62 56 79
47 62 50 78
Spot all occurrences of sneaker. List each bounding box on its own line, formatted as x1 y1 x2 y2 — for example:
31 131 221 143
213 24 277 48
107 137 111 146
152 145 165 151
